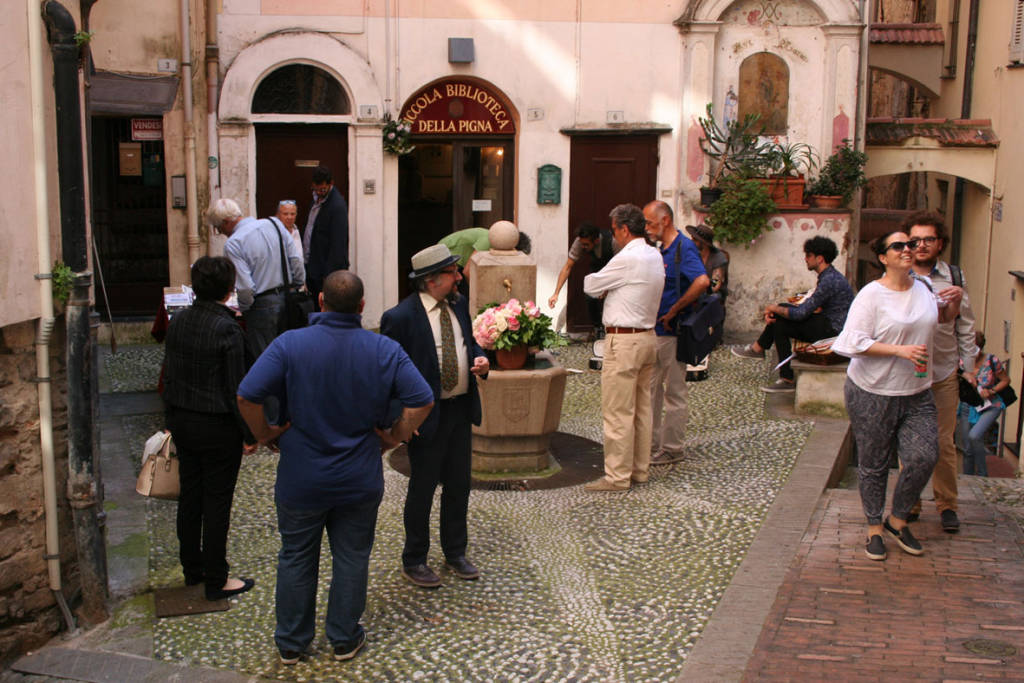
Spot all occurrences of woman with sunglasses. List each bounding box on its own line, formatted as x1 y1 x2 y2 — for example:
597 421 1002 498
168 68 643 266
832 231 961 561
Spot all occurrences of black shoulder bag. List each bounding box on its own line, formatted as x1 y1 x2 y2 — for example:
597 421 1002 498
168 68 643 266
673 236 725 365
269 217 314 332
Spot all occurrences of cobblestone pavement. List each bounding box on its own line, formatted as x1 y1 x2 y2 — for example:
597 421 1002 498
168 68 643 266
104 341 813 681
743 476 1024 680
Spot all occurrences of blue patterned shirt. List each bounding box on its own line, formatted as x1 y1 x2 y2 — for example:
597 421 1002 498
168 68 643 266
787 265 854 332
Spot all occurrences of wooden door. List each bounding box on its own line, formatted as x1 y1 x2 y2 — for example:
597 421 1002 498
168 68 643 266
90 117 169 317
254 124 348 229
566 135 659 331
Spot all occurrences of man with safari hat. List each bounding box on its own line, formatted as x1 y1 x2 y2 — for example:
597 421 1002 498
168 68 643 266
381 244 490 588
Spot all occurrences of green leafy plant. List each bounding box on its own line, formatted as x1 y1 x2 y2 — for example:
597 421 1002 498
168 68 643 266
807 140 868 204
52 261 74 303
73 31 94 48
382 115 414 156
707 174 777 247
763 141 818 178
698 103 771 188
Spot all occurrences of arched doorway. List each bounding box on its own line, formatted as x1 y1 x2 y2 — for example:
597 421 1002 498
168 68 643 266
397 78 517 296
252 63 351 227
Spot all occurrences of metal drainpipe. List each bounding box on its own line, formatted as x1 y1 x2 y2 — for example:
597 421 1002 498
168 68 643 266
849 0 870 284
43 0 109 625
951 0 980 268
27 0 75 635
182 0 201 263
206 0 220 203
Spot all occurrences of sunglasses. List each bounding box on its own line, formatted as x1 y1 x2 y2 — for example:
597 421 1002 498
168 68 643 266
885 239 920 252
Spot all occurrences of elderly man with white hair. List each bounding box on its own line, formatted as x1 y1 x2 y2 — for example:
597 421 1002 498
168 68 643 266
205 198 305 393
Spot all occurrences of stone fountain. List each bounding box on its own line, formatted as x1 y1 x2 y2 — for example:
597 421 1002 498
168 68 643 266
468 221 568 474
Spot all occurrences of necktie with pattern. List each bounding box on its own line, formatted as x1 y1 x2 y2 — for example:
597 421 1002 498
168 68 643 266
439 301 459 392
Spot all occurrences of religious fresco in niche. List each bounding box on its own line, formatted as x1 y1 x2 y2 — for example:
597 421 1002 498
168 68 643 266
738 52 789 134
721 0 824 26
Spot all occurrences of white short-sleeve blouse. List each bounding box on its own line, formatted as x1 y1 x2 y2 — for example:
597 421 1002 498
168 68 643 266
832 279 938 396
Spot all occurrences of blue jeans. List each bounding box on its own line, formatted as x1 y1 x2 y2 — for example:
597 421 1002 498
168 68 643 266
958 403 1002 477
274 494 382 651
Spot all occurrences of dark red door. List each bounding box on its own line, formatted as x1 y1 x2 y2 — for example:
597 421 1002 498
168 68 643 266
254 124 348 227
566 135 659 332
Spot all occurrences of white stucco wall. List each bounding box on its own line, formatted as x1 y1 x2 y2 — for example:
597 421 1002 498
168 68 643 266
695 211 851 337
214 0 861 328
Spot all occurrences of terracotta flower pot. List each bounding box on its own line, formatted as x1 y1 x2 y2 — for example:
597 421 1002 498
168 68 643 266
495 344 528 370
810 195 843 209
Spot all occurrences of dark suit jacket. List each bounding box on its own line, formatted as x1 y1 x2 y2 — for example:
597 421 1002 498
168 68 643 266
380 293 484 441
306 186 349 290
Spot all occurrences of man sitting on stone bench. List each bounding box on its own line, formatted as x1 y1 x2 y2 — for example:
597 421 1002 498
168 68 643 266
732 236 855 393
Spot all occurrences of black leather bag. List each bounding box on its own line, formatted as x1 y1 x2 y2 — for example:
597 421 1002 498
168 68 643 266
283 287 314 331
675 293 725 365
270 217 313 331
999 384 1018 407
958 372 983 407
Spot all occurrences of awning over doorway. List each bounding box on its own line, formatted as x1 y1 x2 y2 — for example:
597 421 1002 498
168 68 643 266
864 117 999 189
89 71 179 116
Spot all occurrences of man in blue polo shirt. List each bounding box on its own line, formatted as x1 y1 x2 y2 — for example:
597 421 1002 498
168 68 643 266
643 201 710 465
237 271 433 665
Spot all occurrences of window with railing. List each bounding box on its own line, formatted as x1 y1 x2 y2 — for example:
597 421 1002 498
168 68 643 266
252 64 351 115
1011 0 1024 64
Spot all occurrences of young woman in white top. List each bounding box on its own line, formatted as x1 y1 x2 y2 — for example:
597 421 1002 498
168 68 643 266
832 230 961 561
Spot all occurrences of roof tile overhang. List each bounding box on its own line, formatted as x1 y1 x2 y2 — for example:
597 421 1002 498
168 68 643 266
869 23 944 45
866 118 999 147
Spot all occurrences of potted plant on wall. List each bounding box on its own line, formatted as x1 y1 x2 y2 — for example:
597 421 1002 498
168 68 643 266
706 173 777 248
806 140 868 209
760 141 817 209
697 103 770 207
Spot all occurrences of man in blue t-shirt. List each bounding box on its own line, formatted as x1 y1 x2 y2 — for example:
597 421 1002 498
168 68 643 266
643 201 710 465
237 271 433 665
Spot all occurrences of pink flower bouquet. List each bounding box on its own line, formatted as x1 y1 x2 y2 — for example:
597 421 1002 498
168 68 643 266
472 299 566 351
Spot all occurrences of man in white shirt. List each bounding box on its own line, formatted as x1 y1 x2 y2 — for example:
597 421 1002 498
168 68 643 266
907 211 976 533
582 204 664 492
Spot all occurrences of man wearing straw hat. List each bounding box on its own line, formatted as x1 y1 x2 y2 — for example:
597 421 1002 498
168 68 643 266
381 244 490 589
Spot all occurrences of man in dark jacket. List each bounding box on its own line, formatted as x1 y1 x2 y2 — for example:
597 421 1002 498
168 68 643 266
303 165 349 304
380 244 490 589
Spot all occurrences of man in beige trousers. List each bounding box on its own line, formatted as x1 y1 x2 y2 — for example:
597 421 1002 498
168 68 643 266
582 204 664 492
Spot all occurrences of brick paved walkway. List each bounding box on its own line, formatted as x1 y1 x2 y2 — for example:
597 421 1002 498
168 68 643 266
744 482 1024 681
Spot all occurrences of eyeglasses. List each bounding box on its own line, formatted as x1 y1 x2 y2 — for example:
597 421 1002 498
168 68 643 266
885 239 920 252
278 200 297 207
439 267 459 276
913 236 939 245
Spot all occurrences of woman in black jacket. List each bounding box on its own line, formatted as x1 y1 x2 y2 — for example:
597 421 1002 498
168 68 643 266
163 256 256 601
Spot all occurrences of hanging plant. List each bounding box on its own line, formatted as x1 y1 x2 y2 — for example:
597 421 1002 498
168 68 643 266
382 116 415 156
706 174 776 248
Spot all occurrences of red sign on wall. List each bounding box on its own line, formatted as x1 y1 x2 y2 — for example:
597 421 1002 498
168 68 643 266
400 80 515 136
131 118 163 141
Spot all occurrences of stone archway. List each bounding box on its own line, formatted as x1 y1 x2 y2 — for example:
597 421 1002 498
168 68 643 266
216 32 394 326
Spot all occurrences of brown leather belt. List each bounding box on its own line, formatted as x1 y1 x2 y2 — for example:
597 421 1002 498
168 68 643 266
605 326 651 334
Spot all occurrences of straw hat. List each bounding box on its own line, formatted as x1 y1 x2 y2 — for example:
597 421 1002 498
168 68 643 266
408 244 459 279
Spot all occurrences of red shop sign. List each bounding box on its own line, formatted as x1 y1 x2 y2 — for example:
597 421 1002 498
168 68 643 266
400 80 515 136
130 118 163 141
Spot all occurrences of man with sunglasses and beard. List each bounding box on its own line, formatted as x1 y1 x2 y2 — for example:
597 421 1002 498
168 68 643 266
381 244 490 589
905 211 977 533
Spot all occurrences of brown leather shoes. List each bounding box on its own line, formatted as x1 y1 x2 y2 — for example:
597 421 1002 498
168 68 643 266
584 478 629 492
444 556 479 580
401 563 442 588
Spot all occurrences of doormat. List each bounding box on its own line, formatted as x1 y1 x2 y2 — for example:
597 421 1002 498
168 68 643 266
154 585 229 618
